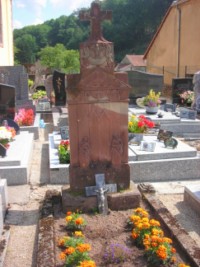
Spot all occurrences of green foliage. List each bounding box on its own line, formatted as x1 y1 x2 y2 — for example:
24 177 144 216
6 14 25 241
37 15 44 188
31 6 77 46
28 79 34 88
38 44 80 73
32 90 47 100
58 140 70 164
14 0 173 64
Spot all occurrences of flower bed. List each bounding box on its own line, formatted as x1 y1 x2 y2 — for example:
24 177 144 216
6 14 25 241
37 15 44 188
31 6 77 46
55 207 191 267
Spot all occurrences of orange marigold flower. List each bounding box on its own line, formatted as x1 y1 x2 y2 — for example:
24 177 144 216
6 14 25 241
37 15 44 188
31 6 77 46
156 245 167 260
151 242 158 247
65 246 75 255
74 231 84 237
77 243 91 253
142 222 150 229
79 260 96 267
131 231 139 239
75 217 84 225
66 211 72 216
171 247 176 253
59 252 66 260
58 238 65 247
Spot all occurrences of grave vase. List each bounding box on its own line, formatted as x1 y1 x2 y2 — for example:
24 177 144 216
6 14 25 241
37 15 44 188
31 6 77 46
145 106 159 115
128 132 143 145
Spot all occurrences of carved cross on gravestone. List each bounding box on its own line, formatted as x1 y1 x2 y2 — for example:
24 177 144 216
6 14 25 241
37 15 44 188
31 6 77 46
79 2 112 41
85 174 117 215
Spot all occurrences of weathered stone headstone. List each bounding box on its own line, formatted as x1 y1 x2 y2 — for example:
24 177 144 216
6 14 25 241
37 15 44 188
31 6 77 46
0 66 33 110
0 84 15 119
53 70 66 106
192 71 200 112
67 1 131 193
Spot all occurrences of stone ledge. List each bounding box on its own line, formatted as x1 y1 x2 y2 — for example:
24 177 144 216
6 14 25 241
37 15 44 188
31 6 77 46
141 190 200 267
62 181 141 213
184 185 200 217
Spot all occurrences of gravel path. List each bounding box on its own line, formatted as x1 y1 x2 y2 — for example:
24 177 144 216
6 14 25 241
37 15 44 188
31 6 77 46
2 131 200 267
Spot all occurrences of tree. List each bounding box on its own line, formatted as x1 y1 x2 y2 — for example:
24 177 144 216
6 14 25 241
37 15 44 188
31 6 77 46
38 43 80 73
14 34 38 63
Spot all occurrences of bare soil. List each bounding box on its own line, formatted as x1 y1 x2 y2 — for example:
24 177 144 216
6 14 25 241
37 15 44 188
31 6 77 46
54 201 185 267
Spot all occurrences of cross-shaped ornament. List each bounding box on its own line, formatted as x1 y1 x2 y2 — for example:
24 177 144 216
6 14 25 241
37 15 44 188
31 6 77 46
79 2 112 41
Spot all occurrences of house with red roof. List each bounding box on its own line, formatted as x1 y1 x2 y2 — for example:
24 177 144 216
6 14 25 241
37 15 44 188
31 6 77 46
115 55 146 72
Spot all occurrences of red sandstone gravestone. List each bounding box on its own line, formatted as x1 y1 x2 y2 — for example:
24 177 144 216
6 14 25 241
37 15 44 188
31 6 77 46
67 1 131 193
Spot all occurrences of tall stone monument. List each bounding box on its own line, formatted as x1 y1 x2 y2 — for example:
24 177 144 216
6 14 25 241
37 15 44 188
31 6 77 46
67 1 131 193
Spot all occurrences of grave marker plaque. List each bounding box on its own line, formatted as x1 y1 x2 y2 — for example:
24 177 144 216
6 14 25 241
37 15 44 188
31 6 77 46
53 70 66 106
60 126 69 140
180 108 197 120
164 103 176 113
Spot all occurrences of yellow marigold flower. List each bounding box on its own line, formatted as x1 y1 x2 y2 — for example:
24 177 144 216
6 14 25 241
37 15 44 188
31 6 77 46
77 243 91 253
75 217 84 225
137 223 143 230
134 207 144 213
66 211 72 216
141 217 149 223
163 237 172 244
141 210 149 217
66 215 72 222
65 246 75 255
171 256 176 263
144 234 150 239
130 215 141 222
128 121 133 127
59 252 66 260
142 222 150 229
79 260 96 267
149 219 160 227
179 264 190 267
74 231 84 237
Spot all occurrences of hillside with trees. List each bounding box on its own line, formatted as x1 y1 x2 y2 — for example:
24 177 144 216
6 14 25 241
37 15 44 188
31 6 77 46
14 0 173 69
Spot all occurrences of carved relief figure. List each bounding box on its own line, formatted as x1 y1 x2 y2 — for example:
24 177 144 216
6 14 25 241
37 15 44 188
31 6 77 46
79 136 90 167
111 134 123 166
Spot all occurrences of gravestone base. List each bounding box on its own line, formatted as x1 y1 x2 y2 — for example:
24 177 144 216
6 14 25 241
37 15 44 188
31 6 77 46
62 181 140 213
69 163 130 194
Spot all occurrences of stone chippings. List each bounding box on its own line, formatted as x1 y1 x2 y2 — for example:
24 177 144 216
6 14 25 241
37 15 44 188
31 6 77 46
141 191 200 267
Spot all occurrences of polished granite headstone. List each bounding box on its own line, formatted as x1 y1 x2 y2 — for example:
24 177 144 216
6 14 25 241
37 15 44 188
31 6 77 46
67 2 131 193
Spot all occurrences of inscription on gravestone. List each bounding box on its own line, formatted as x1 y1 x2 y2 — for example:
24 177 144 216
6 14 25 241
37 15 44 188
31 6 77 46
180 108 197 120
164 103 176 113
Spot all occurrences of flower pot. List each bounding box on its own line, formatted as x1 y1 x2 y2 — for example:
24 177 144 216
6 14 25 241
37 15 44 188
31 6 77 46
128 133 143 145
145 106 159 115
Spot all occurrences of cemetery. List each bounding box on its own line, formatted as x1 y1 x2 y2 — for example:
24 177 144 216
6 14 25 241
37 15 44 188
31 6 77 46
0 1 200 267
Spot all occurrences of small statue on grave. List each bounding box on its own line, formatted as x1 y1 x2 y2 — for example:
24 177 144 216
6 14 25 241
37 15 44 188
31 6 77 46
95 186 109 215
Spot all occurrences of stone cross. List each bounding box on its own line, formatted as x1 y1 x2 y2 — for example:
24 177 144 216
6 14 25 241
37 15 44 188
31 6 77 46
85 174 117 215
79 1 112 41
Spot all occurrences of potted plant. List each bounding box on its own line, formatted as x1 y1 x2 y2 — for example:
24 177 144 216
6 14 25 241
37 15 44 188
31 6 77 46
128 115 155 144
143 89 161 114
58 140 70 164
